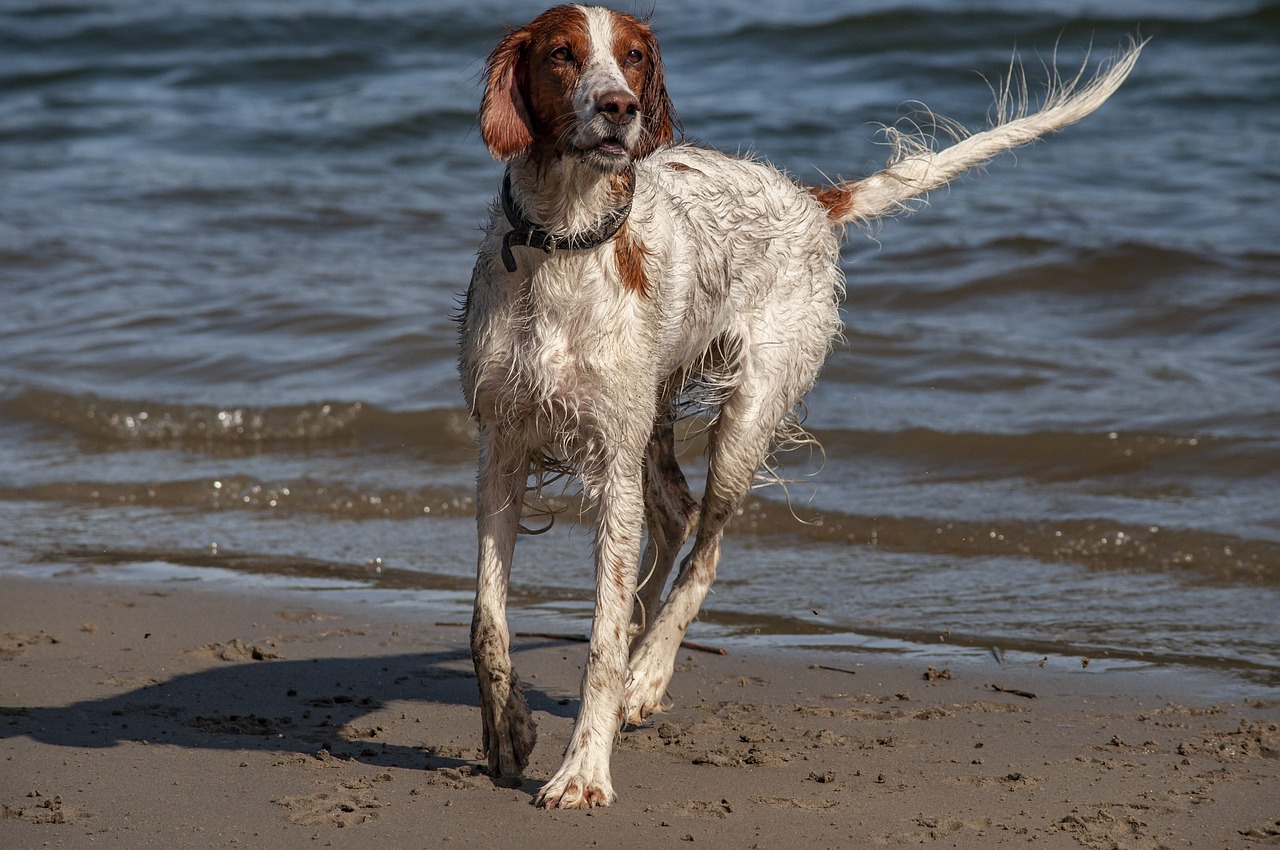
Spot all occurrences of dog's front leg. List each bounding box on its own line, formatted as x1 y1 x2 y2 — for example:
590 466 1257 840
471 438 536 787
536 458 644 809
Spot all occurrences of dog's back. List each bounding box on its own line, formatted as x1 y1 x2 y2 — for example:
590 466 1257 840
626 144 845 405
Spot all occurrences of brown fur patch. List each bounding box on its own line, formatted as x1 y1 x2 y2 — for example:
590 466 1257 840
609 11 678 158
614 221 651 297
521 6 591 153
479 27 536 159
480 6 591 160
808 183 860 221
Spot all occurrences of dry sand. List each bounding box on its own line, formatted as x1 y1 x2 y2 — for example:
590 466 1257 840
2 574 1277 849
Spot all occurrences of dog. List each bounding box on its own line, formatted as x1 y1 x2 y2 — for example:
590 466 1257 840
457 3 1142 808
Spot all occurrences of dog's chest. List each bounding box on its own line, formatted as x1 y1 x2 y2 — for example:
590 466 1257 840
468 259 654 433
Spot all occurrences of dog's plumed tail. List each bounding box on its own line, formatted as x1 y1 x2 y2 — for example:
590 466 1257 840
817 38 1146 226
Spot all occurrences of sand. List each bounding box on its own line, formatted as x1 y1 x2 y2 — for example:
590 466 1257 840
1 574 1277 849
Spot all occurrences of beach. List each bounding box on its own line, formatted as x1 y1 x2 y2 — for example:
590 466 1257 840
3 3 1279 813
4 2 1278 845
3 574 1276 849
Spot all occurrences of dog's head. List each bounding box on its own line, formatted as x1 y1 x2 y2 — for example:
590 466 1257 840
479 4 679 171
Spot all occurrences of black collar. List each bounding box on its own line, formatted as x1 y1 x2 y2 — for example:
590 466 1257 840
499 170 635 273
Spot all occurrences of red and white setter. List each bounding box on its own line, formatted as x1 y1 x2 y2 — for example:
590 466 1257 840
458 4 1142 808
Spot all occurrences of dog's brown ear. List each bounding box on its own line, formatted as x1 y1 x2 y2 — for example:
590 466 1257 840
634 29 680 159
480 28 534 160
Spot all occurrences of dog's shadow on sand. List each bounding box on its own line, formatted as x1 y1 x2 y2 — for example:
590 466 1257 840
1 643 577 779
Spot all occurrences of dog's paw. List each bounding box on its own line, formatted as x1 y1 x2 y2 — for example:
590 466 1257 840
624 657 673 725
535 759 615 809
479 674 538 782
482 713 536 783
623 680 670 726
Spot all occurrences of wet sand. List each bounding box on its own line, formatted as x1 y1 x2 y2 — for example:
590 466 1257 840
2 574 1276 849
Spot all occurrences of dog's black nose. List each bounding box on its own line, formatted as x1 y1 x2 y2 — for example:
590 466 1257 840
597 90 639 125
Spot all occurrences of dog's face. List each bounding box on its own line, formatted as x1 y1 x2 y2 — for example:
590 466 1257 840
480 5 677 171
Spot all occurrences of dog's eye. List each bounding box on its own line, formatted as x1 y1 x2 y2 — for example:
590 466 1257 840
550 46 574 62
626 49 644 65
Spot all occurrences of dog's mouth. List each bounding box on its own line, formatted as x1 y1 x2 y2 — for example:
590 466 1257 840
573 129 634 169
579 135 629 159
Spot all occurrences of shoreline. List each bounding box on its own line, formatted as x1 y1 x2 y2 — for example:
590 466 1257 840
2 573 1277 848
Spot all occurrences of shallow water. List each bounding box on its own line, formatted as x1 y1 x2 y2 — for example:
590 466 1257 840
2 1 1278 688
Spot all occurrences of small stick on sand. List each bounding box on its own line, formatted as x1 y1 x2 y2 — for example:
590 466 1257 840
517 631 589 643
679 640 728 656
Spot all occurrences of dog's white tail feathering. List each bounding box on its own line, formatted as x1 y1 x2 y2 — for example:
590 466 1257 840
828 38 1147 226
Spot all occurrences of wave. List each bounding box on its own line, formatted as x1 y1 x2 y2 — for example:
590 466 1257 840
725 4 1280 36
812 426 1245 483
5 468 1275 584
730 496 1279 585
1 4 486 58
0 386 475 461
48 543 475 595
0 475 476 521
8 385 1278 483
9 2 1273 104
35 540 1278 680
854 240 1277 307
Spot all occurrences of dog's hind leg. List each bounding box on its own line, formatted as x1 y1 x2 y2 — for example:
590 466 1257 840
470 435 537 786
624 376 795 723
632 404 700 649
